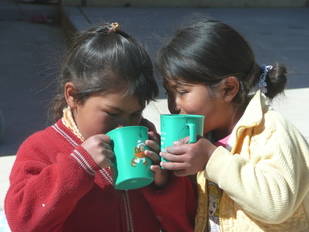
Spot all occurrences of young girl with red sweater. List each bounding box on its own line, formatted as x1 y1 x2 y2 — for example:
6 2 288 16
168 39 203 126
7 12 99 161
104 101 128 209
5 23 196 232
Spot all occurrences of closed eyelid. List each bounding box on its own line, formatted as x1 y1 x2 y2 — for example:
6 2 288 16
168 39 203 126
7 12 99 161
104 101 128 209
104 105 123 113
106 111 120 117
105 109 121 115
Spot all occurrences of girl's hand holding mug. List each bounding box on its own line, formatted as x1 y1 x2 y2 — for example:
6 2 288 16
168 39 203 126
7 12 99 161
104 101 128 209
81 134 114 169
160 137 217 176
140 117 169 188
145 131 169 188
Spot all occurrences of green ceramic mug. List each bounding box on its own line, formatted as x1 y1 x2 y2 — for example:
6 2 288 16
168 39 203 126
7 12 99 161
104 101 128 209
107 126 153 190
160 114 205 162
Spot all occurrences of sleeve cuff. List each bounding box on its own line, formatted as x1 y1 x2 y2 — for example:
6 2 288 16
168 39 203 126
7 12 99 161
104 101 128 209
70 145 102 176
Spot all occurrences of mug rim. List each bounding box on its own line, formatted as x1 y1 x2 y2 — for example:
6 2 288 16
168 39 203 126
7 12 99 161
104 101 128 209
107 125 148 135
160 114 204 118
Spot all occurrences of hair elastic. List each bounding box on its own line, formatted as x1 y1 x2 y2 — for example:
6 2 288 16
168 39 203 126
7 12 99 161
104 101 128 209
108 22 120 33
258 65 273 94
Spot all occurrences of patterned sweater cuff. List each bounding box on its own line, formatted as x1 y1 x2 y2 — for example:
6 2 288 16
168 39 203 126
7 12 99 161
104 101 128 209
70 145 101 176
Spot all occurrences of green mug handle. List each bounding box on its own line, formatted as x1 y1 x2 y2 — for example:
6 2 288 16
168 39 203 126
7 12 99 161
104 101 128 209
187 123 197 143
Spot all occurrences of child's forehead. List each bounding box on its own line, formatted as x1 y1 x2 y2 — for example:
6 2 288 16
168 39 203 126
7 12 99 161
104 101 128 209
94 91 145 111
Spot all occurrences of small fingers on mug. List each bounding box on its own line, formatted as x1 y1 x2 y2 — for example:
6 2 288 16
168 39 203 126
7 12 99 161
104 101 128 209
145 139 160 153
101 141 112 151
96 154 114 169
101 157 112 168
102 149 115 160
173 141 181 145
150 164 161 172
166 143 189 155
96 134 111 144
159 160 187 171
144 150 160 163
148 131 160 143
174 136 190 145
159 151 185 162
107 158 115 167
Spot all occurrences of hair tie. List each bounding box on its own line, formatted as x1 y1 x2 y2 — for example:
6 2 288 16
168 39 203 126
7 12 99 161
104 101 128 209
91 22 120 35
108 22 120 33
258 65 273 94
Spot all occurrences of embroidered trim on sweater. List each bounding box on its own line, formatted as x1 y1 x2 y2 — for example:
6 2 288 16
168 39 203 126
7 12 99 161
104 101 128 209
99 169 113 184
71 150 96 176
52 123 78 147
52 117 135 231
54 107 113 182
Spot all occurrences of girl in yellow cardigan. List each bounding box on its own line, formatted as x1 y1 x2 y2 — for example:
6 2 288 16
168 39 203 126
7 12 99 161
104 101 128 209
158 18 309 232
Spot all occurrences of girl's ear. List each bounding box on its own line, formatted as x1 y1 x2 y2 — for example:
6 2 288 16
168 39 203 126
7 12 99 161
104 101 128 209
220 76 240 103
64 82 77 108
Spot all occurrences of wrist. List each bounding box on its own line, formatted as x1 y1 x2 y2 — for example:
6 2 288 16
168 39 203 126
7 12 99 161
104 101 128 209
201 138 217 168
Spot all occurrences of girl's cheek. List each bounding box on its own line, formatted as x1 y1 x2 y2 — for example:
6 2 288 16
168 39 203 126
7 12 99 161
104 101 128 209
100 116 118 133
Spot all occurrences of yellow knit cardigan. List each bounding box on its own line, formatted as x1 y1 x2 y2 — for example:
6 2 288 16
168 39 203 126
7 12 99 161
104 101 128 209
195 91 309 232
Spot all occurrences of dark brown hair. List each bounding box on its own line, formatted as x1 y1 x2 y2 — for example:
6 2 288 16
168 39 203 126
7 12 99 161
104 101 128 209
49 23 158 122
158 19 287 109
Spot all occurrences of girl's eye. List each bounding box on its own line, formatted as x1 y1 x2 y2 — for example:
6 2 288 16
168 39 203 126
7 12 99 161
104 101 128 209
106 111 119 117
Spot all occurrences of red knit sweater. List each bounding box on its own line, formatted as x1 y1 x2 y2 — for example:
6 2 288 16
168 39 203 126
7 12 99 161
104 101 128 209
5 120 196 232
